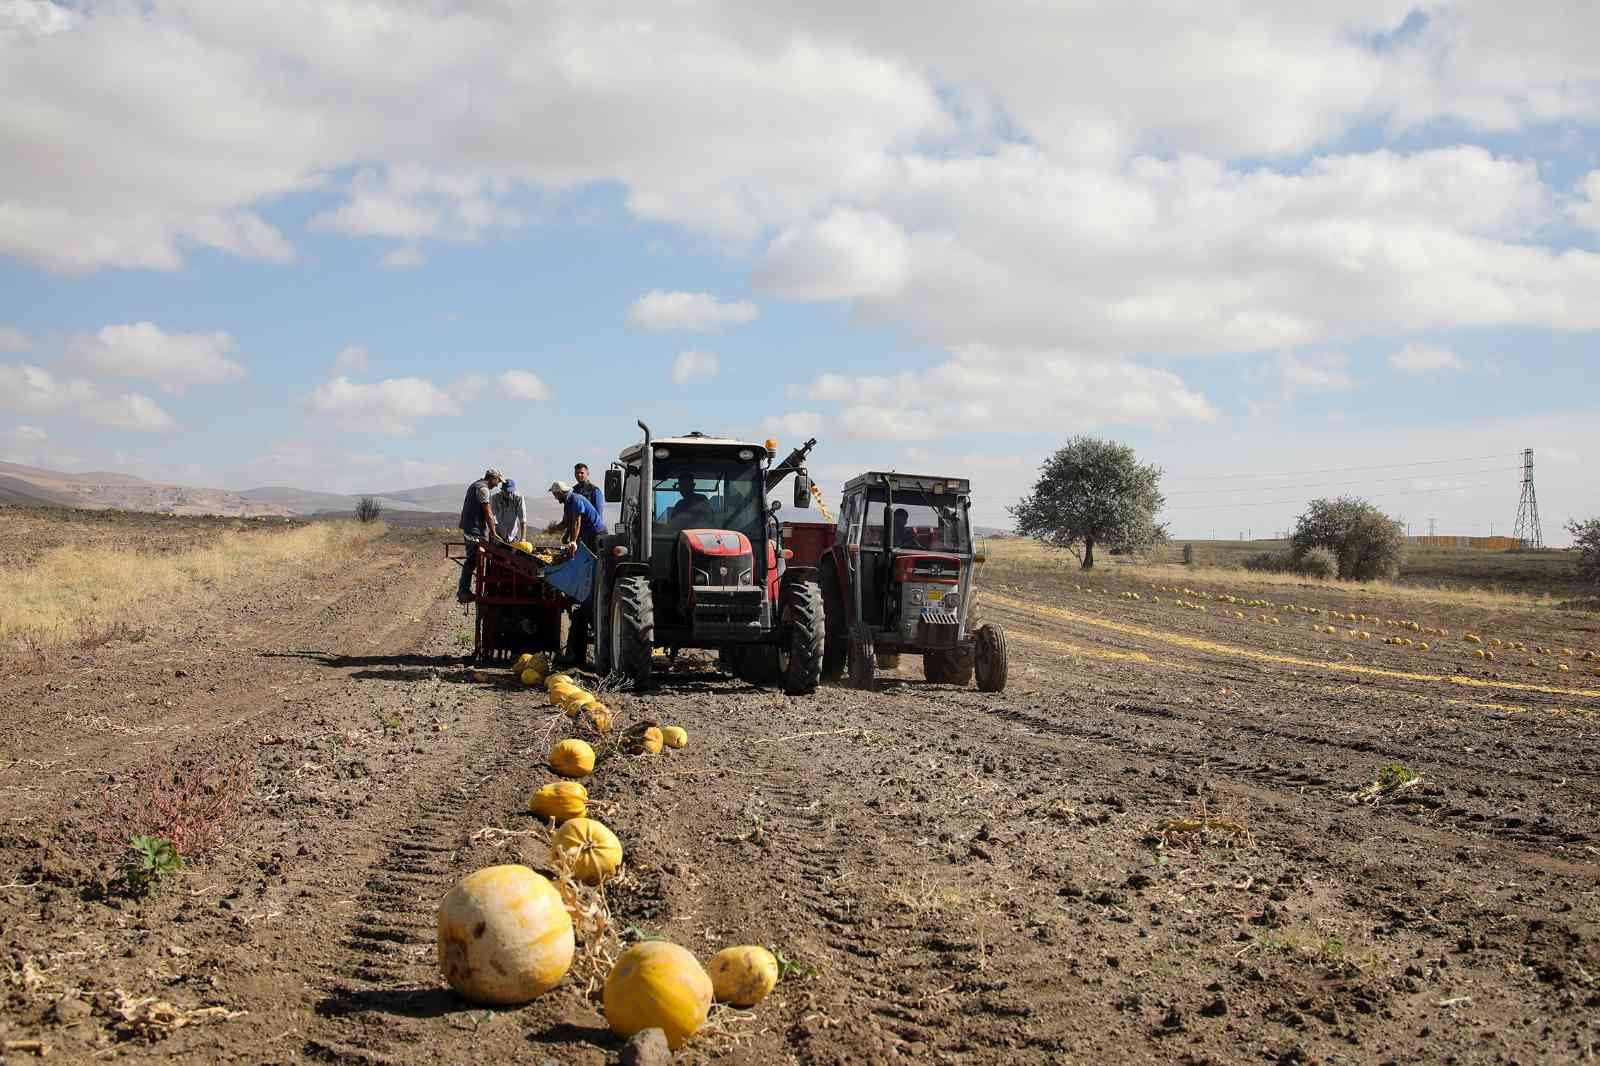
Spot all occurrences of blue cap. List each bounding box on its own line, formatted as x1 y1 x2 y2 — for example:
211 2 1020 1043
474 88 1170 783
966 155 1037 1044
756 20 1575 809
502 478 516 494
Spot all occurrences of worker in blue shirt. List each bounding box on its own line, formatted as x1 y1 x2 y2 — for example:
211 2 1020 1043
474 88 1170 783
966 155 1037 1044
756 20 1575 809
573 462 604 517
550 480 607 557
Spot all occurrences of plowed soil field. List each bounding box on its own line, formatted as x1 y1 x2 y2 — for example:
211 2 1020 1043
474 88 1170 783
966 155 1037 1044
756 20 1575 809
3 520 1599 1064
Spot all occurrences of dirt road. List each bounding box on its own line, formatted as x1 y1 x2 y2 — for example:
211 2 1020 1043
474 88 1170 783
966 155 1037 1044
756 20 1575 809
3 526 1598 1063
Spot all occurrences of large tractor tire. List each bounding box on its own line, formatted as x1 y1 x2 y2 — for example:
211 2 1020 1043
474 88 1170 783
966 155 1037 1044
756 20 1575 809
736 646 781 685
974 624 1008 693
848 637 878 692
609 576 654 689
820 567 847 682
779 579 825 695
717 647 742 676
923 644 974 685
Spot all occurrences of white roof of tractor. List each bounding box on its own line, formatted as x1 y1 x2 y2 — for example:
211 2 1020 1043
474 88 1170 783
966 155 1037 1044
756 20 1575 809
618 431 767 463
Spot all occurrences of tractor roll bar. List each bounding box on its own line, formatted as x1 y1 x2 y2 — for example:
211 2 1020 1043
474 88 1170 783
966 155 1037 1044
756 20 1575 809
637 420 652 563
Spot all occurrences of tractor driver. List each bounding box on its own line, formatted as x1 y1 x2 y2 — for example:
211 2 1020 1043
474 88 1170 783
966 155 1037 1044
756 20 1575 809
667 474 709 523
892 507 920 548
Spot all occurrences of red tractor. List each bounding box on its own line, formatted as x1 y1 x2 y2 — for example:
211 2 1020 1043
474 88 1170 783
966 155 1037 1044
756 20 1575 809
785 472 1007 692
593 423 826 693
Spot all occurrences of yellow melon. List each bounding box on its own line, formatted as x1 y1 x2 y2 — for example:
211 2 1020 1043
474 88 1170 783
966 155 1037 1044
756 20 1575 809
628 726 664 756
549 739 595 778
603 941 712 1050
707 945 778 1007
511 653 535 675
661 726 688 750
437 865 573 1005
521 668 542 687
528 780 588 823
584 705 615 733
550 817 623 885
544 672 575 693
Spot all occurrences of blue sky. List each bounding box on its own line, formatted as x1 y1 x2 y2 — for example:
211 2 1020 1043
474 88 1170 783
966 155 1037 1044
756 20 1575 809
1 2 1596 542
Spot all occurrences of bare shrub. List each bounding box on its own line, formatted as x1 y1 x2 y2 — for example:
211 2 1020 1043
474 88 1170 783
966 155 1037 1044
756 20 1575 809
354 495 383 524
99 754 251 859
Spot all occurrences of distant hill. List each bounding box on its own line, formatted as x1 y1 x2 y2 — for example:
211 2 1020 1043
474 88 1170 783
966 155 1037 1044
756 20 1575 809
0 460 561 525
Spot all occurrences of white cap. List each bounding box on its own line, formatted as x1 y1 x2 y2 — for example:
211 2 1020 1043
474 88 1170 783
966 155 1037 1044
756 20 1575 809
549 480 570 494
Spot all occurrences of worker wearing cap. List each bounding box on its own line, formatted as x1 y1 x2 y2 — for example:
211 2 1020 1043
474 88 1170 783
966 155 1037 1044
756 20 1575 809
492 478 527 543
456 468 504 603
550 480 606 557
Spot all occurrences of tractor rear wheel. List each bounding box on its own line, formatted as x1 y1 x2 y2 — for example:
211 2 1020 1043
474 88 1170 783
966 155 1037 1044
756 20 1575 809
779 579 825 695
924 644 974 685
974 624 1008 692
610 576 654 688
848 637 878 691
820 567 847 682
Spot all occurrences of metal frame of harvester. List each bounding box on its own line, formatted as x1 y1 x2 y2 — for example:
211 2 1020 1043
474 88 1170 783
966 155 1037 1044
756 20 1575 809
446 540 572 664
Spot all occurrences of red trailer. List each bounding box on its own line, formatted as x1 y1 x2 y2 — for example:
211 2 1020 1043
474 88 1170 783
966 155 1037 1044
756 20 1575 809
445 541 573 664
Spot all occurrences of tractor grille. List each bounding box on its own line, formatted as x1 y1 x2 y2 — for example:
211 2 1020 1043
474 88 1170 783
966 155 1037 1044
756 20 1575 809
691 586 766 639
918 610 960 649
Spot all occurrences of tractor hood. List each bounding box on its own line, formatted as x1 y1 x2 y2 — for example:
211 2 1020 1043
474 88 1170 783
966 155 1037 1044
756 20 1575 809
675 528 764 637
893 552 962 584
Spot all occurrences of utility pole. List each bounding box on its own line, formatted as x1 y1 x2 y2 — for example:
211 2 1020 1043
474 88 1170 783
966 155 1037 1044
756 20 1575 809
1428 517 1436 537
1513 448 1543 549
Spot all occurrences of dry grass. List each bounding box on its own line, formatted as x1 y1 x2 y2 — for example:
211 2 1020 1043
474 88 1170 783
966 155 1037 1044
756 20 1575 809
0 520 386 660
981 538 1580 613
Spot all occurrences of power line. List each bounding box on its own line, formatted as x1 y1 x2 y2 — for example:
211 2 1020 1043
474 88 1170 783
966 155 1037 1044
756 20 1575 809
1160 453 1518 483
1159 466 1523 498
1159 475 1506 512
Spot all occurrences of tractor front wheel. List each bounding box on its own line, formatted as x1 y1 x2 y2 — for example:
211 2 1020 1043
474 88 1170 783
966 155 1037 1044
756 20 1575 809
780 579 825 695
848 637 878 691
923 644 974 685
974 624 1008 692
610 576 654 688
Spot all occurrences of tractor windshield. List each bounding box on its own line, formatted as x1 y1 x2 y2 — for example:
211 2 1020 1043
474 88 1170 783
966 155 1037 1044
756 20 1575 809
651 456 765 545
863 486 970 553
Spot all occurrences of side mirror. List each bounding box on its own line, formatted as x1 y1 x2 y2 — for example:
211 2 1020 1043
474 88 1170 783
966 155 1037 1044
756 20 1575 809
794 473 811 509
604 468 622 502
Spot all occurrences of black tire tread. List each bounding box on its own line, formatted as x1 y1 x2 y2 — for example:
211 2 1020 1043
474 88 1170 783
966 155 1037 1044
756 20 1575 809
782 580 826 695
613 576 654 688
974 623 1007 692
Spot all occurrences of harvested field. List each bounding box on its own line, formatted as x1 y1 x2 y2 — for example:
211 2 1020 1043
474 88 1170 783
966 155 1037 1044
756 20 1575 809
2 511 1598 1063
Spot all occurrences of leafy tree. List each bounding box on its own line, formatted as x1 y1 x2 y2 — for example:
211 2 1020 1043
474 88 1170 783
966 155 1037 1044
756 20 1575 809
1010 437 1165 569
1290 496 1405 581
1568 517 1600 589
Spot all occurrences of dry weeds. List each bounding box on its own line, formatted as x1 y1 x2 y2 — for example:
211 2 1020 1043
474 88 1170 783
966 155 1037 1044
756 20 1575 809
0 520 386 661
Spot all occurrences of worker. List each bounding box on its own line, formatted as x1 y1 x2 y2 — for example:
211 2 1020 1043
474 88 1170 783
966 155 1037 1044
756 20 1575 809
550 480 606 557
667 474 708 522
573 462 604 516
892 507 919 548
456 468 504 603
492 478 527 543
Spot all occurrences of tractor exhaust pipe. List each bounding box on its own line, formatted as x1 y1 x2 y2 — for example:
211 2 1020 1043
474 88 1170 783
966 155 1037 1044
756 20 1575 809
637 420 652 563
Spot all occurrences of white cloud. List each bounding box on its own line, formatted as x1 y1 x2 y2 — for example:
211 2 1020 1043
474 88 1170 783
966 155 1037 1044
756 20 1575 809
380 245 426 270
5 424 47 443
498 369 551 401
671 349 721 385
0 363 176 431
625 291 759 333
1270 352 1359 397
305 374 478 437
0 325 30 352
756 208 909 303
1388 342 1467 375
64 321 245 392
785 345 1215 442
758 411 824 441
1572 170 1600 231
330 345 369 376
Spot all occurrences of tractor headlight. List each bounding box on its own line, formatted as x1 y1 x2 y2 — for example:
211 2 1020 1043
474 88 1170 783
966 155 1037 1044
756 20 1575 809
944 593 960 613
911 587 925 605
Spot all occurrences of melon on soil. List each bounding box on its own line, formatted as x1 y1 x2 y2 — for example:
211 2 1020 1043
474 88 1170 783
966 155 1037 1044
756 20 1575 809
528 780 588 822
661 725 688 749
707 945 778 1007
550 817 623 885
549 739 596 778
603 941 713 1050
436 865 574 1005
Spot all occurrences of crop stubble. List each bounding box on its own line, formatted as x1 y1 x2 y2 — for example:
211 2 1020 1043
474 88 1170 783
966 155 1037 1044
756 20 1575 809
0 513 1596 1063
